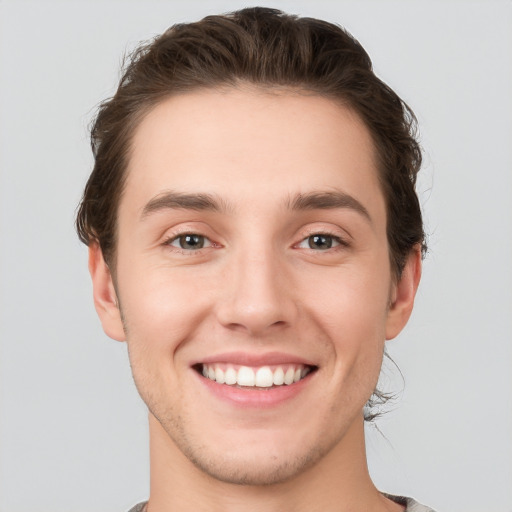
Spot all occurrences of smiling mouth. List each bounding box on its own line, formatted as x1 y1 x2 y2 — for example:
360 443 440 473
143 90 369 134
194 363 317 389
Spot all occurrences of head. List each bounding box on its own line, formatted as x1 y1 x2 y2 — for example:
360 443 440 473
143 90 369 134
76 7 425 279
76 7 425 486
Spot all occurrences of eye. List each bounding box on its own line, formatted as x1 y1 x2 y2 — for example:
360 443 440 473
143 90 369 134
298 234 343 251
167 233 212 251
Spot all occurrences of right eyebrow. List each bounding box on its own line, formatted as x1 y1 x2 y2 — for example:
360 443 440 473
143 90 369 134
140 191 231 220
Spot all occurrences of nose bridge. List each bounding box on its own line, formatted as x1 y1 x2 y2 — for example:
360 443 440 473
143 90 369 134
217 239 294 334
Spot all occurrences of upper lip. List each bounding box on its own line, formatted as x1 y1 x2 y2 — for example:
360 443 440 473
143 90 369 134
192 351 317 368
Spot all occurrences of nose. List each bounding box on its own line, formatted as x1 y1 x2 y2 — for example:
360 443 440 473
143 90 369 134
215 247 297 336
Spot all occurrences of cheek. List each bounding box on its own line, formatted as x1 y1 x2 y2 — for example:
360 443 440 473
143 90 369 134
297 264 391 372
302 263 390 327
119 270 201 408
117 263 213 352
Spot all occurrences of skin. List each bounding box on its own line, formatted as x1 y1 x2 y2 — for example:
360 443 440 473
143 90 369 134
89 87 421 512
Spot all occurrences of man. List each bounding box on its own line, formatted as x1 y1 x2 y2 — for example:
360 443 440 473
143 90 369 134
76 7 433 512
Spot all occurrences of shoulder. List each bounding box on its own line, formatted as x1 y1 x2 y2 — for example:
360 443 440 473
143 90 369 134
125 497 437 512
126 502 147 512
385 493 437 512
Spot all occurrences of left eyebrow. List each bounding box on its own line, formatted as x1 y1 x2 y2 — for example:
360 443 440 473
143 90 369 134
287 191 371 221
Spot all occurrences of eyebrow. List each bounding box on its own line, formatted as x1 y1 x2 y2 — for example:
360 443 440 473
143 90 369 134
288 191 371 221
140 189 370 221
140 191 231 219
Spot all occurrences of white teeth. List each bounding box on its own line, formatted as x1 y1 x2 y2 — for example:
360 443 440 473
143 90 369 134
215 367 225 384
255 366 273 387
272 367 284 385
200 363 313 388
237 366 255 386
284 367 295 385
224 367 237 385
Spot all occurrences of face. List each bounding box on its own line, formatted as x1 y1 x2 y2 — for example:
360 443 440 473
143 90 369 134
90 87 420 485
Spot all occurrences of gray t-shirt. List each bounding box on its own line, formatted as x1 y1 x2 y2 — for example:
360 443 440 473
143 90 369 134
127 494 436 511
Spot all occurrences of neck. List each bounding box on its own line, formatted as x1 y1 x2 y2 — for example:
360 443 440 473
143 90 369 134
146 413 401 512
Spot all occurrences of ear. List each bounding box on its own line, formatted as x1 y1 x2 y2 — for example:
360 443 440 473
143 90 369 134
88 243 126 342
385 246 422 340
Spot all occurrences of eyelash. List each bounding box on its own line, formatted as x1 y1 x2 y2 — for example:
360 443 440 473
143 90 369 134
295 232 349 251
162 230 348 255
162 233 215 254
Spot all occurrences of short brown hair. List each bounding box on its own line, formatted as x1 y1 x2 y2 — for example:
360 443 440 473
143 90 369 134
76 6 425 277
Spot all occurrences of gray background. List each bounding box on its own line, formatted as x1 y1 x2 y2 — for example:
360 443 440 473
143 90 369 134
1 1 511 511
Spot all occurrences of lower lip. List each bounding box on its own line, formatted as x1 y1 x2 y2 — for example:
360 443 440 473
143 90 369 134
196 371 315 408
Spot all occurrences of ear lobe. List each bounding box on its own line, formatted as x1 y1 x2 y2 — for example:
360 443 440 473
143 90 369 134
88 244 126 342
385 246 422 340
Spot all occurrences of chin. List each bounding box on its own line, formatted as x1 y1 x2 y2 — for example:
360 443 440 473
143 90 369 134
158 413 342 487
185 445 323 486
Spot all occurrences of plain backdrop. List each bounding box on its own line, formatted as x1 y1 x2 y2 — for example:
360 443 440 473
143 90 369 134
1 1 511 511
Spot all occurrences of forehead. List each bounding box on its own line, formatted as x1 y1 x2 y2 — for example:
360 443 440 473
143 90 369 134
121 87 384 222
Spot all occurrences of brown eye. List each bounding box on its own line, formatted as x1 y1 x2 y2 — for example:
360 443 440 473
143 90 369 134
296 233 345 251
169 234 209 250
308 234 334 250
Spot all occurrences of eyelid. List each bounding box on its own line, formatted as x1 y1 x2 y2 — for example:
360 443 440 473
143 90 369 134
159 221 216 242
295 233 347 250
167 233 213 249
295 224 350 245
161 225 220 254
